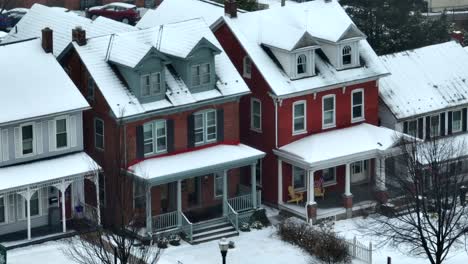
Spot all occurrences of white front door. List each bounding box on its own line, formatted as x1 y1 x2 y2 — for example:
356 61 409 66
351 160 368 183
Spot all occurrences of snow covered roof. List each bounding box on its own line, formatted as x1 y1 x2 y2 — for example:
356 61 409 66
275 123 403 167
74 18 250 118
380 41 468 120
141 0 388 97
128 144 265 185
2 4 136 56
0 39 89 125
0 152 98 193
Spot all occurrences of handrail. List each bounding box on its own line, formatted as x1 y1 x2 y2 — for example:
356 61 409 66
180 211 193 243
152 211 178 231
226 201 239 232
228 193 253 212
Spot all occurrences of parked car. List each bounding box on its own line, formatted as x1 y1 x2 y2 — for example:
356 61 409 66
0 8 28 31
86 3 140 25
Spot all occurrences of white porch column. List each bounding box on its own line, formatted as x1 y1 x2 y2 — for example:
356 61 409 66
251 163 257 208
307 170 316 205
177 180 182 226
222 170 228 216
61 179 67 233
278 159 283 205
26 187 31 240
145 184 152 234
345 163 352 196
94 173 101 226
376 158 386 191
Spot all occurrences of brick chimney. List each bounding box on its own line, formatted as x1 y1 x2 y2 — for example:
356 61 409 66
41 27 53 53
225 0 237 18
72 26 87 46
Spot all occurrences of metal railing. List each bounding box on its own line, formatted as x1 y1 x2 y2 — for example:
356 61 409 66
228 190 262 212
152 211 178 231
346 236 373 264
226 201 239 232
180 212 193 243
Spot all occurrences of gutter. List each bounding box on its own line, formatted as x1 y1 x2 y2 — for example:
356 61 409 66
0 106 91 127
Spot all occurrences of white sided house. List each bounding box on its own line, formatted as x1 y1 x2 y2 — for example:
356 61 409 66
0 37 101 244
379 41 468 171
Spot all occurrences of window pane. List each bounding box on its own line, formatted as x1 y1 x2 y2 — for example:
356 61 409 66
253 116 261 129
144 124 153 140
430 116 439 136
293 167 305 189
353 92 362 105
56 119 67 133
194 114 203 129
25 192 39 216
195 131 204 143
22 125 33 140
353 106 362 119
324 97 334 111
324 111 334 124
95 119 103 134
253 101 260 114
0 197 4 223
294 103 304 117
22 125 33 154
157 137 166 151
323 168 335 182
96 135 104 149
191 66 200 86
206 111 216 126
56 133 67 148
156 122 165 137
294 118 304 131
408 120 417 136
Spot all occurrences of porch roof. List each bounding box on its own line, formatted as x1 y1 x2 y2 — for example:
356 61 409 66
128 144 265 186
0 152 99 194
274 123 403 169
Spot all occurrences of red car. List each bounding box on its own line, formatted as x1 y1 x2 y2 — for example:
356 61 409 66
86 2 140 25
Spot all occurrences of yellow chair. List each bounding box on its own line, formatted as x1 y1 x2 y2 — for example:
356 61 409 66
287 186 304 204
315 186 325 200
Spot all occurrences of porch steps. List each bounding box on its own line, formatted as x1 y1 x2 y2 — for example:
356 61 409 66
191 218 238 244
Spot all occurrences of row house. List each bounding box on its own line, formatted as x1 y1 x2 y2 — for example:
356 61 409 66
0 37 100 243
142 0 407 222
379 41 468 177
59 18 264 243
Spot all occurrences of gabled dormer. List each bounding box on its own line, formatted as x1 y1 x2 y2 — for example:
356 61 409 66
319 24 366 70
110 47 170 104
167 37 221 93
262 31 319 80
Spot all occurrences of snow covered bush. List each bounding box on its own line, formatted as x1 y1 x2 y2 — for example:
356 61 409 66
249 208 270 227
250 221 263 230
168 234 181 246
278 217 351 264
240 222 251 232
157 237 169 249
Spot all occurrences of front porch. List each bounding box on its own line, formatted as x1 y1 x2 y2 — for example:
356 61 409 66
127 144 265 243
0 153 101 244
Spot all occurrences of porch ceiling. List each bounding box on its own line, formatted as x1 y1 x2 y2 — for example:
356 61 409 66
0 152 99 195
274 123 405 169
127 144 265 186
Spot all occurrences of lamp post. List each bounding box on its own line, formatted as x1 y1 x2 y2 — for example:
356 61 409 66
218 237 229 264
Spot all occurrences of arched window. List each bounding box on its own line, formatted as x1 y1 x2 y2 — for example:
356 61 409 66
342 45 352 65
297 54 307 74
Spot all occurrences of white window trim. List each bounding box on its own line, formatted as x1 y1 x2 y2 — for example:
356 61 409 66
214 173 223 198
19 122 35 157
94 118 105 151
322 167 337 187
0 195 6 224
292 100 307 135
342 45 352 66
194 109 217 145
351 89 365 122
452 110 463 133
54 115 70 151
296 53 308 77
322 95 336 129
292 166 306 192
250 98 262 132
143 120 167 157
243 56 252 78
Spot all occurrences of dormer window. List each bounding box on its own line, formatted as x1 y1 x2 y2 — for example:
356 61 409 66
191 63 211 87
297 54 308 75
141 73 161 97
342 46 352 65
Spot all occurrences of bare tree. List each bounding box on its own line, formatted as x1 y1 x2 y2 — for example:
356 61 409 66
63 110 161 264
366 135 468 264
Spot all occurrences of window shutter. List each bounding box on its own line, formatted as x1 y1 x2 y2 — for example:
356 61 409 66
217 108 224 142
166 119 175 153
14 127 20 158
136 125 144 159
425 116 431 140
187 115 195 148
440 112 446 136
463 108 467 132
417 118 423 139
2 129 9 161
70 115 77 147
49 120 55 152
448 111 453 135
35 122 43 155
403 121 408 134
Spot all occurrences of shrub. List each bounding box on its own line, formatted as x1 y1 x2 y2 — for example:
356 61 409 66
249 208 271 227
278 217 351 264
240 222 251 232
168 234 181 246
157 237 169 249
250 221 263 230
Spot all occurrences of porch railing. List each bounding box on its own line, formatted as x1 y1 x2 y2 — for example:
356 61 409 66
152 211 178 232
228 190 262 212
180 212 193 243
81 202 98 223
226 201 239 232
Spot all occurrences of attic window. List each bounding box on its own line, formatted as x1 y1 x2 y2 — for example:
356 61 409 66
192 63 211 87
297 54 307 75
342 46 352 65
141 73 162 97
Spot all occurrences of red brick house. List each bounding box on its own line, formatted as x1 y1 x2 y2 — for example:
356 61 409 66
140 0 405 222
59 18 264 243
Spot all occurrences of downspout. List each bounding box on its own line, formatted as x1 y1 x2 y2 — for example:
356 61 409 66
274 98 278 149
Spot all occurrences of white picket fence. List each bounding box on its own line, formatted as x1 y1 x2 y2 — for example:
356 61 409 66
346 236 373 264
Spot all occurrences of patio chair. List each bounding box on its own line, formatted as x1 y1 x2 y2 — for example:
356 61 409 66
287 186 304 204
314 186 325 200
